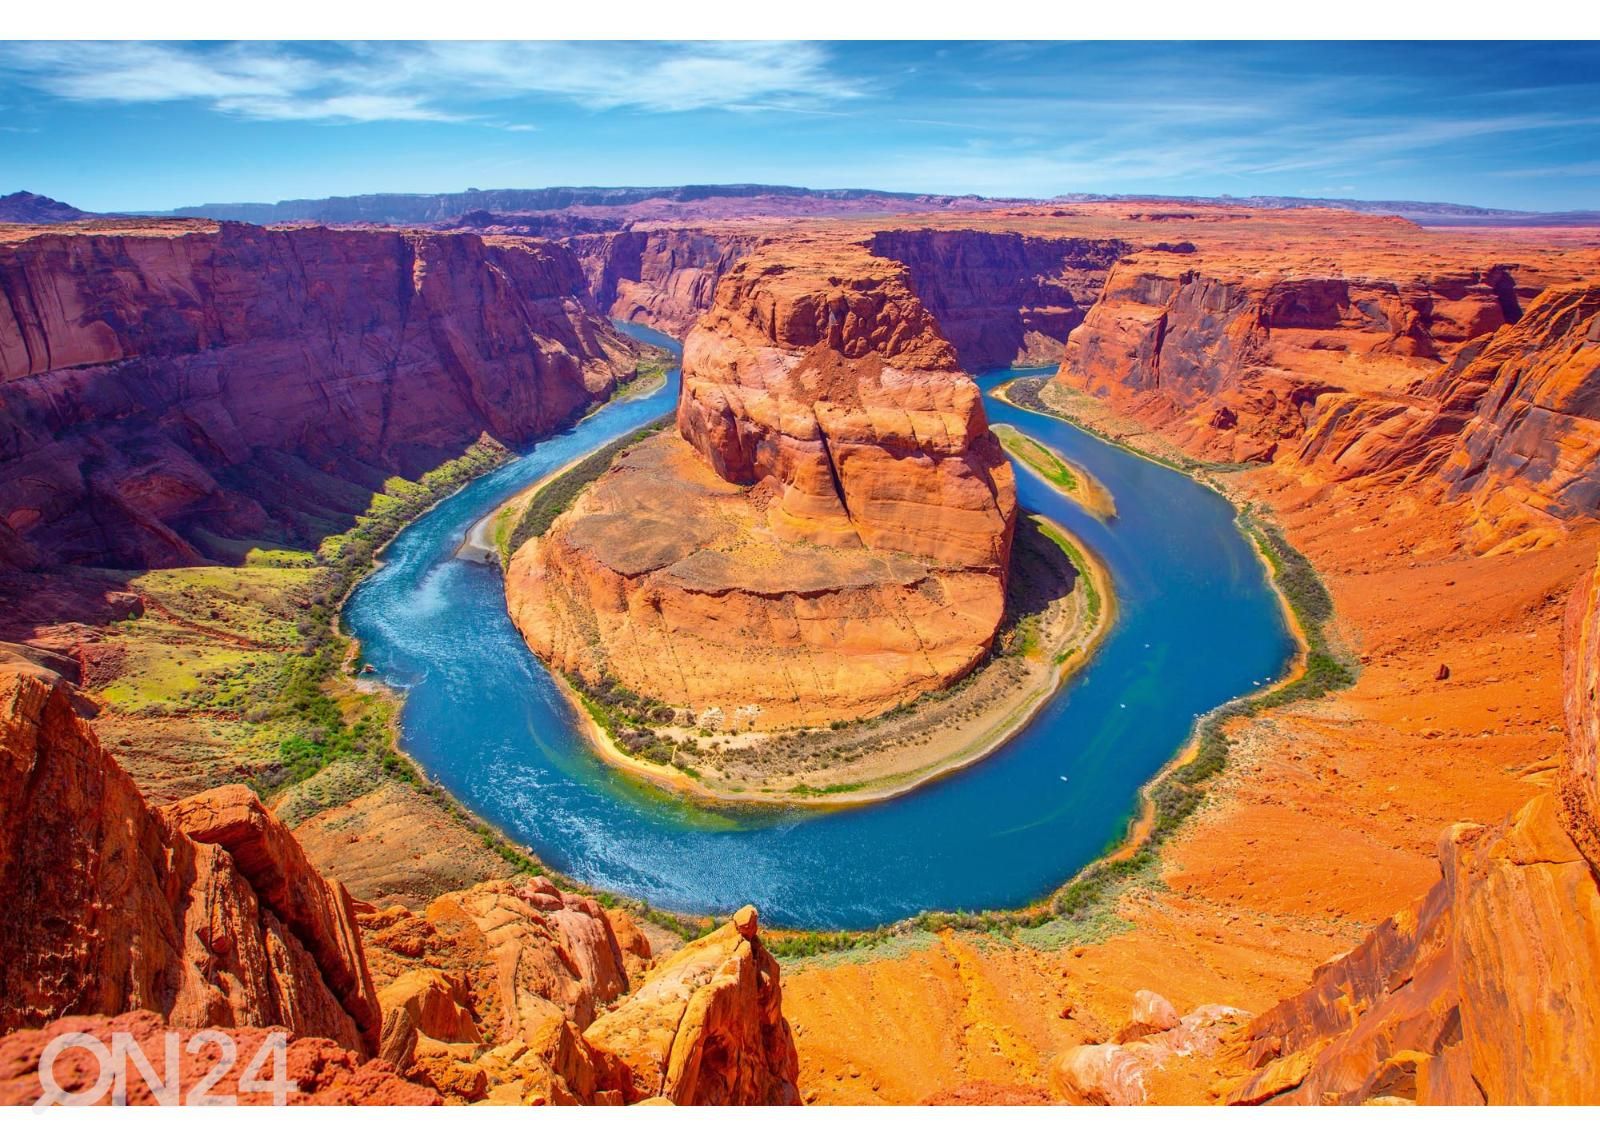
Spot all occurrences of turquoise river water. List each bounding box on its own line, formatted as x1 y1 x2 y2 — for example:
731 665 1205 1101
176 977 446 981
343 322 1294 928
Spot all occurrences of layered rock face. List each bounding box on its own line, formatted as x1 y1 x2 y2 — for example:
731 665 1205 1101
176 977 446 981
1228 553 1600 1105
569 226 764 336
508 244 1017 727
1297 282 1600 552
0 663 380 1053
1057 255 1524 463
0 219 636 570
868 228 1131 369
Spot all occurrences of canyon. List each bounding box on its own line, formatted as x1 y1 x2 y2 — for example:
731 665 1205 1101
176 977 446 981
0 190 1598 1105
0 218 639 572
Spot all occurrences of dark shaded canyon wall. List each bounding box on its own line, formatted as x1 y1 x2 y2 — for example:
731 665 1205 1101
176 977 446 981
867 228 1132 371
1229 552 1600 1106
567 227 765 337
0 223 638 571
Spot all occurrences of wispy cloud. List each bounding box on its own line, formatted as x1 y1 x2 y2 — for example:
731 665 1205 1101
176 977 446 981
0 40 862 124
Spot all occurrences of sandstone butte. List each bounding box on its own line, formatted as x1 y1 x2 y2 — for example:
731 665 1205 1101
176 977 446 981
0 657 800 1105
506 240 1019 730
1 198 1600 1105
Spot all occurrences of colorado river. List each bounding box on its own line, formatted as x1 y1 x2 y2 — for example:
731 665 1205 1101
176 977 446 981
343 322 1295 928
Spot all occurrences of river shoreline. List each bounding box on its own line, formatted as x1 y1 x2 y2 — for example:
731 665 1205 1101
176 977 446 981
542 512 1119 810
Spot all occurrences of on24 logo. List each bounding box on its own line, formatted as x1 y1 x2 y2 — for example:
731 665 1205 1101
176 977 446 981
34 1029 294 1107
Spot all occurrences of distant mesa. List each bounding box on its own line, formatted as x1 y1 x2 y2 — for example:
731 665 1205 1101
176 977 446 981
0 191 90 224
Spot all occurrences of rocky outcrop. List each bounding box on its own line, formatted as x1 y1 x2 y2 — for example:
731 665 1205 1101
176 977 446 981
1049 997 1249 1106
0 220 637 570
0 660 802 1105
585 907 801 1105
569 226 764 336
1295 282 1600 551
0 664 380 1053
868 228 1130 369
358 876 635 1105
508 243 1017 727
1227 553 1600 1105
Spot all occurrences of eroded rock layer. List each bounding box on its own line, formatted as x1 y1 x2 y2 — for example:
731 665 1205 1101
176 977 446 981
0 663 380 1053
570 226 765 336
0 219 637 570
867 228 1131 369
1228 553 1600 1105
507 243 1017 727
1296 281 1600 552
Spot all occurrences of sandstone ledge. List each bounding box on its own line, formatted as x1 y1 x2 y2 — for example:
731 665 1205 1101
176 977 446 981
509 480 1112 806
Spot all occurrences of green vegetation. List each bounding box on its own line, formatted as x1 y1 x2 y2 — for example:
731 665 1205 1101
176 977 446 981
576 674 694 771
92 439 513 824
610 352 675 400
506 417 671 554
1037 523 1102 627
995 424 1078 492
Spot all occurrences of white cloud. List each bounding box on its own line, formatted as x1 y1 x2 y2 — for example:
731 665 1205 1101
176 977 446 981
0 40 861 124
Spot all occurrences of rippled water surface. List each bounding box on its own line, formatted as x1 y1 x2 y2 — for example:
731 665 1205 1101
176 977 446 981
344 324 1294 927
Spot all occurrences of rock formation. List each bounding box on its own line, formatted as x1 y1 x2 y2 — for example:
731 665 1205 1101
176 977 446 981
0 658 802 1105
0 663 380 1053
359 878 635 1105
0 219 638 570
1296 281 1600 552
1056 255 1524 463
585 907 801 1105
507 242 1017 727
1227 552 1600 1105
1049 997 1249 1106
570 226 764 336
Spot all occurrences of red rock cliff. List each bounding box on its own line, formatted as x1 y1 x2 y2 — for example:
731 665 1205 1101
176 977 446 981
868 228 1131 370
1296 281 1600 552
1227 552 1600 1105
568 226 764 336
0 661 381 1053
1057 253 1524 463
0 219 637 570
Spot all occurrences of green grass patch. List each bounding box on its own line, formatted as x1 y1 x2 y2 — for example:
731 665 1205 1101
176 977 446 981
995 424 1079 492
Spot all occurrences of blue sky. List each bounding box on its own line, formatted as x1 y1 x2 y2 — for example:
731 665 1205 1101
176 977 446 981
1 40 1597 212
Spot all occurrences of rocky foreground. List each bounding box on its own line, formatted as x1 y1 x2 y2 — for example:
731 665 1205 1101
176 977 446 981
507 240 1018 732
0 655 799 1105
